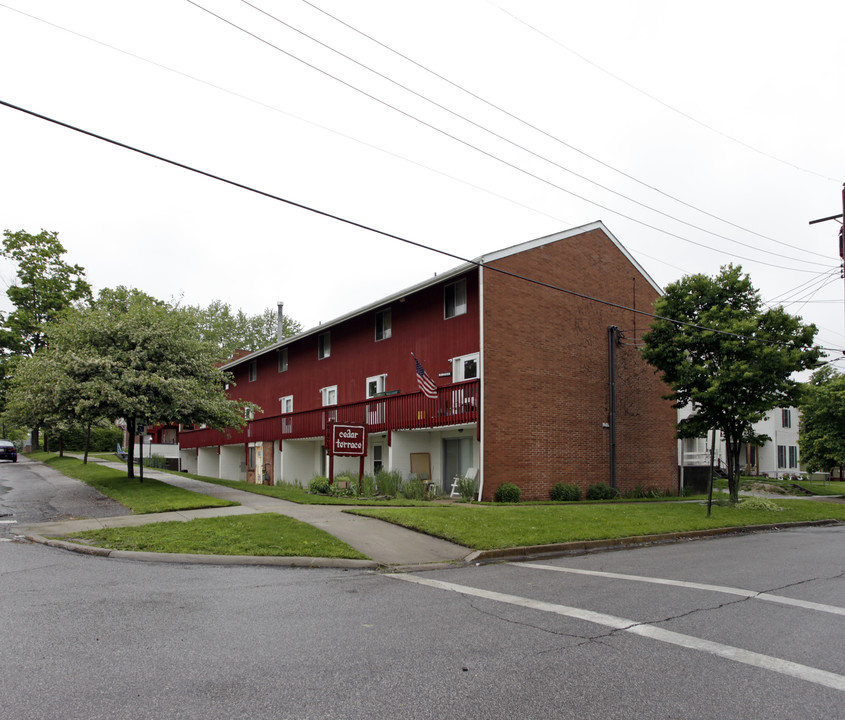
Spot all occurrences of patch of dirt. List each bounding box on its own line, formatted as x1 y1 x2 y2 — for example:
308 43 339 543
745 482 790 495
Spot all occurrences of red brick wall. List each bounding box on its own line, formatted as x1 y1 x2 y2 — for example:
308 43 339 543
481 227 676 500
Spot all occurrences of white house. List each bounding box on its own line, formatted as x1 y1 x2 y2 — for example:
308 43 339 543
679 406 802 490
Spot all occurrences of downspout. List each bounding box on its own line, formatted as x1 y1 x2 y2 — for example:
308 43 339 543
477 263 485 502
608 326 617 489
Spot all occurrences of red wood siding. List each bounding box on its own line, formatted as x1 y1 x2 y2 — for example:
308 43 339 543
224 271 480 421
180 380 479 448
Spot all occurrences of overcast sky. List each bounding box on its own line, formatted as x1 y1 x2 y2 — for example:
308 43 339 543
1 1 843 361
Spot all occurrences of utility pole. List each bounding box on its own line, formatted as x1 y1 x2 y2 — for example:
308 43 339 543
809 183 845 333
607 326 619 489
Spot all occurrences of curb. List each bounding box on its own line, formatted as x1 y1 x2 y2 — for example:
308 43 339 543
24 519 843 572
24 535 379 570
462 519 842 564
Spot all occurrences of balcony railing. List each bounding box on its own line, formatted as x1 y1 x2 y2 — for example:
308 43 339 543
179 380 479 449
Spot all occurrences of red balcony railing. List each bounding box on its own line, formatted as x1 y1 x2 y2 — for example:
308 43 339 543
179 380 479 449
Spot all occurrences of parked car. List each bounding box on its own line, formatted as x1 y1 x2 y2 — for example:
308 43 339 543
0 440 17 462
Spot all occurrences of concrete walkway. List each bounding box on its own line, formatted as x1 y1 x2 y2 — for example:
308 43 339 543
16 457 472 570
17 457 845 571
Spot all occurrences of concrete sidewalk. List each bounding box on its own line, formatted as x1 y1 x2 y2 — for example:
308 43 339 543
17 457 472 570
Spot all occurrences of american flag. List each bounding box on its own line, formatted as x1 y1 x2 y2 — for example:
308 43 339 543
413 354 438 399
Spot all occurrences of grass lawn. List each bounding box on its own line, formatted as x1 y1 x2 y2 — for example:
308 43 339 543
780 480 845 496
63 513 367 559
29 453 238 514
347 499 845 550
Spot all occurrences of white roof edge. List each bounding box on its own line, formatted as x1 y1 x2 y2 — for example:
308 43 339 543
223 221 661 370
222 261 475 370
479 220 663 296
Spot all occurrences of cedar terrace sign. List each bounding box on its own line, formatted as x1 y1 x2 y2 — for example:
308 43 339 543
329 424 366 457
327 424 367 490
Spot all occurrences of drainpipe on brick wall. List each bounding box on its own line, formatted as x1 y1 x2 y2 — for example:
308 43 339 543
608 326 618 489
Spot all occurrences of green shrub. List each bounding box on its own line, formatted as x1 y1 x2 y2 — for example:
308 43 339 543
549 482 582 502
309 476 331 494
142 453 167 469
494 482 521 503
333 472 360 496
400 477 426 500
624 484 667 499
736 497 783 512
360 474 376 497
455 474 480 502
376 469 402 497
55 425 125 452
586 482 620 501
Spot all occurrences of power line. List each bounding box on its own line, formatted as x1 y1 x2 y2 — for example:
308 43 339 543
183 0 834 275
489 1 839 183
0 2 579 232
299 0 832 261
765 268 841 306
242 0 826 268
0 97 834 356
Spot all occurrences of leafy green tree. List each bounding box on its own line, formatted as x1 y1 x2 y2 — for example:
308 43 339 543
0 229 91 356
798 367 845 475
641 265 820 503
9 287 256 477
0 229 92 448
187 300 303 356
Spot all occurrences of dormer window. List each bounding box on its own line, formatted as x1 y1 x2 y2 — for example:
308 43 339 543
375 309 392 341
445 279 467 319
318 332 331 360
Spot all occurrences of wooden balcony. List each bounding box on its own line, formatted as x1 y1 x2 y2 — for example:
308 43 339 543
179 380 479 449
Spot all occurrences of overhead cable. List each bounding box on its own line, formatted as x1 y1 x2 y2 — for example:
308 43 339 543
184 0 834 274
0 98 833 355
299 0 832 260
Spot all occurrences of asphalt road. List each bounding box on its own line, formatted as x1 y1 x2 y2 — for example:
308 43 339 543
2 459 845 718
0 456 129 534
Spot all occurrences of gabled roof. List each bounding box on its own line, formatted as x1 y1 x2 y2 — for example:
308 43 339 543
222 221 660 370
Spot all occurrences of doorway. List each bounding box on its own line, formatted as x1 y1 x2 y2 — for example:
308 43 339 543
443 437 473 493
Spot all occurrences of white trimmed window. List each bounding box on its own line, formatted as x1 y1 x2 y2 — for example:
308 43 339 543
278 348 288 372
279 395 293 414
366 374 387 399
375 308 392 341
320 385 337 406
318 332 331 360
248 360 257 382
782 408 792 428
444 279 467 319
452 353 479 382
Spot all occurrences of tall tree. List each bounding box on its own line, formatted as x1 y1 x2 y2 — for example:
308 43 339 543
0 229 92 449
15 287 256 478
187 300 303 356
798 367 845 475
641 265 820 503
1 229 91 356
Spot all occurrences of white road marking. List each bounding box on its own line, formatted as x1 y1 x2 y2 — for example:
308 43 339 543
387 573 845 692
0 519 18 524
514 562 845 617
